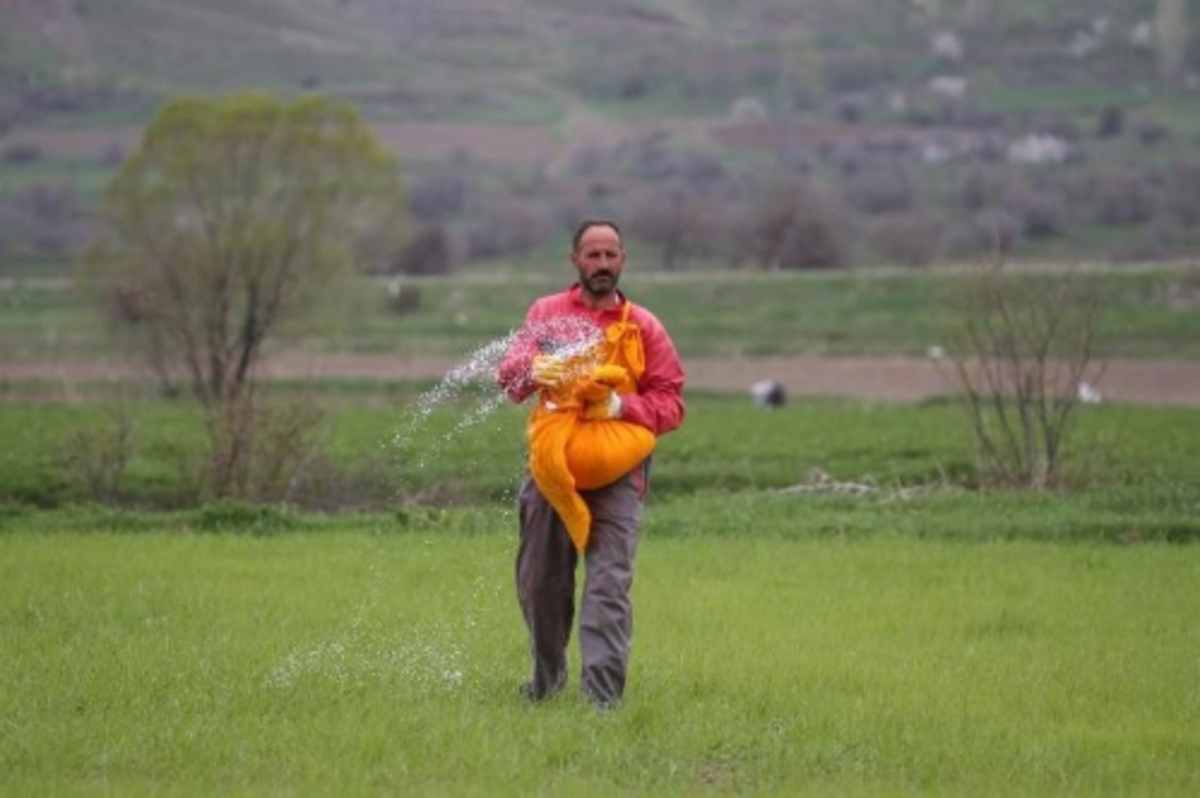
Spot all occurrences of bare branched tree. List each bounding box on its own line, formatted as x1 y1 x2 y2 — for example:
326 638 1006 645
740 178 849 271
943 261 1105 488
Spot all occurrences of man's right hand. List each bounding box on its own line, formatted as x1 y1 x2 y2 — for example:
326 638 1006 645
531 354 569 389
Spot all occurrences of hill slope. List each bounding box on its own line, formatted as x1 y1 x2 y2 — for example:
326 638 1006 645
1 0 1173 127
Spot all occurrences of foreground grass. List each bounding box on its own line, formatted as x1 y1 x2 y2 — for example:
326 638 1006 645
1 525 1197 795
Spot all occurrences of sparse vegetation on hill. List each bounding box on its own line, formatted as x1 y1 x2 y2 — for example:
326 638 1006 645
2 0 1199 274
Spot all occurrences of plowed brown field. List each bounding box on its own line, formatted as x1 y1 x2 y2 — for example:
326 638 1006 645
3 354 1197 406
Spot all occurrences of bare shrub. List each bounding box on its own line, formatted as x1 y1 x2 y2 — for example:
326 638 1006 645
1158 159 1200 224
942 261 1104 488
943 209 1023 259
841 163 916 215
1007 186 1067 239
868 211 943 268
56 404 136 504
0 179 91 258
1084 169 1154 225
287 450 398 512
626 185 723 270
393 224 452 276
409 168 473 221
247 395 327 504
738 178 850 270
458 202 553 261
958 167 1013 212
202 391 327 504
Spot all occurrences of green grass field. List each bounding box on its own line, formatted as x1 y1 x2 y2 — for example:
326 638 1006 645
3 257 1199 793
1 525 1197 795
2 389 1197 794
4 265 1200 364
4 389 1200 521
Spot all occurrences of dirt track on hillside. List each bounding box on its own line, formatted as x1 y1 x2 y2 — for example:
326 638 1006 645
5 354 1197 406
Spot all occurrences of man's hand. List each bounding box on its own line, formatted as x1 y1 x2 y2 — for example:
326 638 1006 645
531 354 569 389
582 389 622 421
578 364 627 419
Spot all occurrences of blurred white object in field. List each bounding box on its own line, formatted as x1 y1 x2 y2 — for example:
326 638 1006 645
1077 382 1102 404
751 379 787 409
1008 134 1071 165
928 75 968 101
931 31 963 61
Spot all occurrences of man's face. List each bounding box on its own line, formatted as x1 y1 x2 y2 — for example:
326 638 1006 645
572 225 625 299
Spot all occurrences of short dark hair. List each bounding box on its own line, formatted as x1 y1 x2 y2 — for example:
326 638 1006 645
571 219 623 252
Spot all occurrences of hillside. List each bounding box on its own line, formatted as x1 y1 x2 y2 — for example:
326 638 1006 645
0 0 1179 125
2 0 1199 275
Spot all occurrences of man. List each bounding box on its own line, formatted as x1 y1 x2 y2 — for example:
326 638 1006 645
496 219 686 709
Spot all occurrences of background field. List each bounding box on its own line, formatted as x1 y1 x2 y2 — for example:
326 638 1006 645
5 264 1200 361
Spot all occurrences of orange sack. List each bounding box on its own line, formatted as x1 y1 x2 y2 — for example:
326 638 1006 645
526 307 654 553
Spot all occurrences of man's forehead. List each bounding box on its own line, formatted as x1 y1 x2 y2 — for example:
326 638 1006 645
578 226 622 248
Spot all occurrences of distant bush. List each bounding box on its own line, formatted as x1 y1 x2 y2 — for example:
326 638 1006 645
626 186 725 271
392 224 453 277
1008 185 1067 239
408 166 475 221
867 211 943 268
2 142 41 164
841 162 917 215
957 167 1014 212
943 208 1023 259
823 50 893 94
1095 104 1124 138
952 168 1065 240
457 202 553 261
55 405 135 505
1158 160 1200 224
1081 169 1155 225
737 178 850 270
0 179 91 259
385 278 423 315
194 500 308 533
1134 118 1171 147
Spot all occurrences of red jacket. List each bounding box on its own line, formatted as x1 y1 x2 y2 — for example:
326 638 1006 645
497 284 686 437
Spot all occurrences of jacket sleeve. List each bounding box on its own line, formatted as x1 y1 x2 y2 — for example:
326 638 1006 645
620 313 686 437
496 302 544 403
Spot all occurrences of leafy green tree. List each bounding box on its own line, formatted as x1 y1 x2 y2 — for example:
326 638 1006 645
87 92 405 498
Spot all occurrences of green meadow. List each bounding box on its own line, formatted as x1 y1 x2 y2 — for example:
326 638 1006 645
2 520 1197 795
2 389 1199 794
3 263 1199 794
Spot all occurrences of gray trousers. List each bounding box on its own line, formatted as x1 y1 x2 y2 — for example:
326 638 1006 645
515 466 645 704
